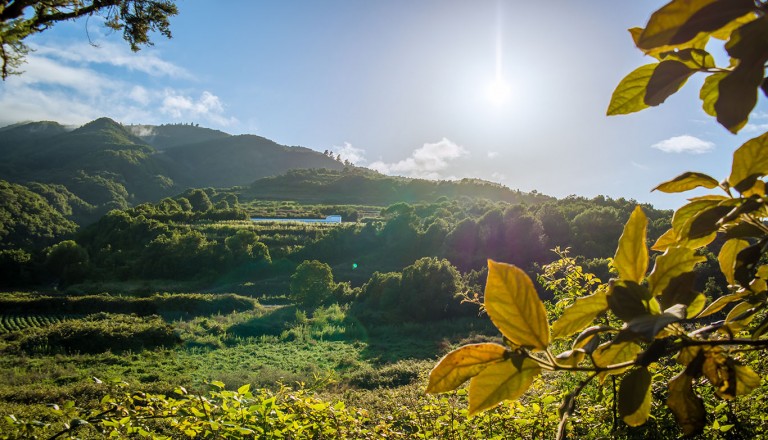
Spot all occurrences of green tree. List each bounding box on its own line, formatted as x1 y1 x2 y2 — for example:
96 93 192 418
429 2 768 438
187 189 213 212
290 260 335 309
45 239 89 286
0 0 178 78
400 256 465 321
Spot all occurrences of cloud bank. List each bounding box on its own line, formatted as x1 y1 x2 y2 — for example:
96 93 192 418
0 41 236 128
369 138 468 179
651 135 714 154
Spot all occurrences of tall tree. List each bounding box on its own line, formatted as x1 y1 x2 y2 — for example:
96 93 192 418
0 0 178 78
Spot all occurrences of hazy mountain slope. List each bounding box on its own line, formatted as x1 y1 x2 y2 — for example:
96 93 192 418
158 135 346 188
240 168 554 205
128 123 232 149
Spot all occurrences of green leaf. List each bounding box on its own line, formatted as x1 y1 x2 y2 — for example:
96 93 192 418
700 72 727 117
670 199 720 248
427 343 508 394
663 48 716 69
607 64 657 115
608 280 652 322
551 289 608 339
645 60 696 106
485 260 550 350
237 384 251 395
637 0 756 49
718 239 750 285
667 372 706 436
210 380 225 389
728 131 768 190
648 247 706 297
619 367 653 427
653 171 719 193
614 206 648 283
468 354 540 416
734 242 762 286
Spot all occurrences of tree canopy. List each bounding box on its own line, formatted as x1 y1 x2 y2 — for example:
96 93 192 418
0 0 178 78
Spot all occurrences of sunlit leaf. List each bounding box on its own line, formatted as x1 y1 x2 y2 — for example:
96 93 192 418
555 349 586 368
728 132 768 190
645 60 696 106
427 343 508 394
619 367 652 427
700 72 726 117
614 206 648 283
731 363 761 396
237 384 250 395
648 247 706 296
651 228 677 252
718 239 749 285
593 341 642 380
485 260 550 350
637 0 756 49
667 371 706 436
724 300 757 328
629 26 709 59
670 199 720 248
697 293 746 318
468 354 540 416
551 289 608 339
607 64 656 115
653 171 719 193
663 48 716 69
572 325 612 353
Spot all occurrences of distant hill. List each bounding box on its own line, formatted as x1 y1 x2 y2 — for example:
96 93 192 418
0 118 346 220
239 168 554 205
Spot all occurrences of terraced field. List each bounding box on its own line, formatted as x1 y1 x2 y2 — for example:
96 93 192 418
0 315 66 334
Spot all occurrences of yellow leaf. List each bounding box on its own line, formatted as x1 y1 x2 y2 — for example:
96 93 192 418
651 228 677 252
732 363 761 396
551 289 608 339
728 132 768 190
637 0 756 49
555 349 586 368
427 343 508 394
614 206 648 283
653 171 720 193
607 64 656 115
485 260 550 350
592 341 642 381
619 367 652 427
718 239 749 285
648 247 706 296
697 293 746 318
667 371 706 436
468 354 540 416
700 72 726 117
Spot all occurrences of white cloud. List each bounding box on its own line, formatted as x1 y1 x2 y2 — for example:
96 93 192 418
487 151 499 159
0 42 236 128
651 135 715 154
743 122 768 132
31 41 191 78
334 142 366 165
369 138 468 179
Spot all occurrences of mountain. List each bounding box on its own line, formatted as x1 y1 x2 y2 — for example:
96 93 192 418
0 118 346 221
239 168 554 205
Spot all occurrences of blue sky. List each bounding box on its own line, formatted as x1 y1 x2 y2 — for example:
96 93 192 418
1 0 766 209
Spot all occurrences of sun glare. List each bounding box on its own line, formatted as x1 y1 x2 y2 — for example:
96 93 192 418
487 77 511 105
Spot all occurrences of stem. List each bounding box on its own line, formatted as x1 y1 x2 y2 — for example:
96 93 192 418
679 338 768 348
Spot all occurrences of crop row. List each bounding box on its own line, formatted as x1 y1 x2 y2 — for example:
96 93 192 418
0 315 64 334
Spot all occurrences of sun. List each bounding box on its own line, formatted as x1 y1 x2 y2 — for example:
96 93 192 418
487 77 511 105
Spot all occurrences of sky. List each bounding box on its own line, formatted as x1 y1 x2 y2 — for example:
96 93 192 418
1 0 766 209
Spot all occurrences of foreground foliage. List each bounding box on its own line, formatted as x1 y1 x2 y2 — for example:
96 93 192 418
430 2 768 438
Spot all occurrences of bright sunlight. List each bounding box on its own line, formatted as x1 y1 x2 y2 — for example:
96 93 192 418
487 77 511 105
